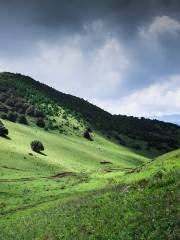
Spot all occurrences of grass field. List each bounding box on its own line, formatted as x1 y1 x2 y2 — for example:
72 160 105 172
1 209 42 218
0 120 179 239
0 120 148 214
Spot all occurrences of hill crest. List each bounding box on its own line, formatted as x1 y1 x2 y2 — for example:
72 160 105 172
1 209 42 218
0 71 180 157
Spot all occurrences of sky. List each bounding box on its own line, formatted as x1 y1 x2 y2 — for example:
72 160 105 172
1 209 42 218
0 0 180 119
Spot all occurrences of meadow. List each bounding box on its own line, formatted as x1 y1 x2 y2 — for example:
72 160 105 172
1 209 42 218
0 120 179 239
0 72 179 239
0 120 148 215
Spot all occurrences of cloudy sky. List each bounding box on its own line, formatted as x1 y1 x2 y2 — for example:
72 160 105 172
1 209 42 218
0 0 180 119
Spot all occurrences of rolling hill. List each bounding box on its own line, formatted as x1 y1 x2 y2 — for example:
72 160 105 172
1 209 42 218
0 72 179 239
0 72 180 157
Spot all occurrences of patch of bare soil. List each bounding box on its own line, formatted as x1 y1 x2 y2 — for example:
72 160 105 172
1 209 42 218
48 172 76 179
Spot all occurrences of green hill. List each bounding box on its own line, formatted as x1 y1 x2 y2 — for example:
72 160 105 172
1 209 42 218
0 72 179 239
0 72 180 157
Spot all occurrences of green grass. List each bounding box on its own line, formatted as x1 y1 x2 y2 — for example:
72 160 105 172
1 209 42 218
0 120 179 239
0 120 148 215
0 147 179 239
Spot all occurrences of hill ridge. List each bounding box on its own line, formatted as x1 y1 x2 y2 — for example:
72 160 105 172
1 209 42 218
0 71 180 157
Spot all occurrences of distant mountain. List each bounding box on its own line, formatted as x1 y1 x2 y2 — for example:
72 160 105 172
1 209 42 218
152 114 180 125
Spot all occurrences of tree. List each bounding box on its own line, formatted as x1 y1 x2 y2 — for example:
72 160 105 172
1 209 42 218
30 140 44 153
83 129 93 141
0 113 8 120
36 118 45 128
0 121 8 137
34 109 44 118
26 106 35 116
7 112 18 122
18 115 28 125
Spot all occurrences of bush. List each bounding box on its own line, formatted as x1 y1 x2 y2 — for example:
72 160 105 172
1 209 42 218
18 115 28 125
5 98 16 107
36 118 45 128
132 144 141 150
87 127 92 132
0 121 8 137
0 104 8 113
31 140 44 153
0 113 8 120
7 112 18 122
83 129 93 141
34 110 44 118
26 106 35 116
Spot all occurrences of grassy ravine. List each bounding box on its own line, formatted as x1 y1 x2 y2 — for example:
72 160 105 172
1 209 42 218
0 120 179 239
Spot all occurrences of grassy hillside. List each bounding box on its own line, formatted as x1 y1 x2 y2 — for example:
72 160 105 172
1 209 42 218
0 145 179 239
0 72 179 239
0 72 180 157
0 120 148 215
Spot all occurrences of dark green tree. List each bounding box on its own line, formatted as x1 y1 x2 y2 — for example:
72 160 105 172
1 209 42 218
0 121 8 137
30 140 44 153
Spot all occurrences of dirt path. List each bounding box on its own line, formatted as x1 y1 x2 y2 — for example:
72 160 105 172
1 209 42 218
0 172 76 182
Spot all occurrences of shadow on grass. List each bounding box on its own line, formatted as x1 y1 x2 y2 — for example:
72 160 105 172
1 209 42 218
0 135 11 140
38 152 47 156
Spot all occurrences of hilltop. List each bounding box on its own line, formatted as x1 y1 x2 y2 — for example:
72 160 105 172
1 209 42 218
0 72 180 157
0 72 179 239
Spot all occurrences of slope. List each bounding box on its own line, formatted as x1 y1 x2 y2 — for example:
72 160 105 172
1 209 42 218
0 149 179 240
0 71 179 239
0 72 180 157
0 119 148 215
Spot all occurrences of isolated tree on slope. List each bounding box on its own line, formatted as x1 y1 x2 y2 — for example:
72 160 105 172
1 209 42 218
83 129 93 141
31 140 44 153
0 120 8 137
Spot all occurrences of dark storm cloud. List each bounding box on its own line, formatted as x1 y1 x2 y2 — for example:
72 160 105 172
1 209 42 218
0 0 180 117
0 1 179 50
1 0 180 30
1 0 180 68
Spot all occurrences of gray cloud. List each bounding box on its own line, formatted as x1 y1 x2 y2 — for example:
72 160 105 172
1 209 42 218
0 0 180 117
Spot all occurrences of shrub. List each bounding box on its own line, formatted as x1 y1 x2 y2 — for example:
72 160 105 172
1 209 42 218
5 98 16 107
34 110 44 118
87 127 92 132
132 144 141 150
31 140 44 153
36 118 45 128
0 113 8 120
0 104 8 113
0 121 8 137
26 106 35 116
0 94 7 103
18 115 28 125
83 129 93 141
7 112 18 122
